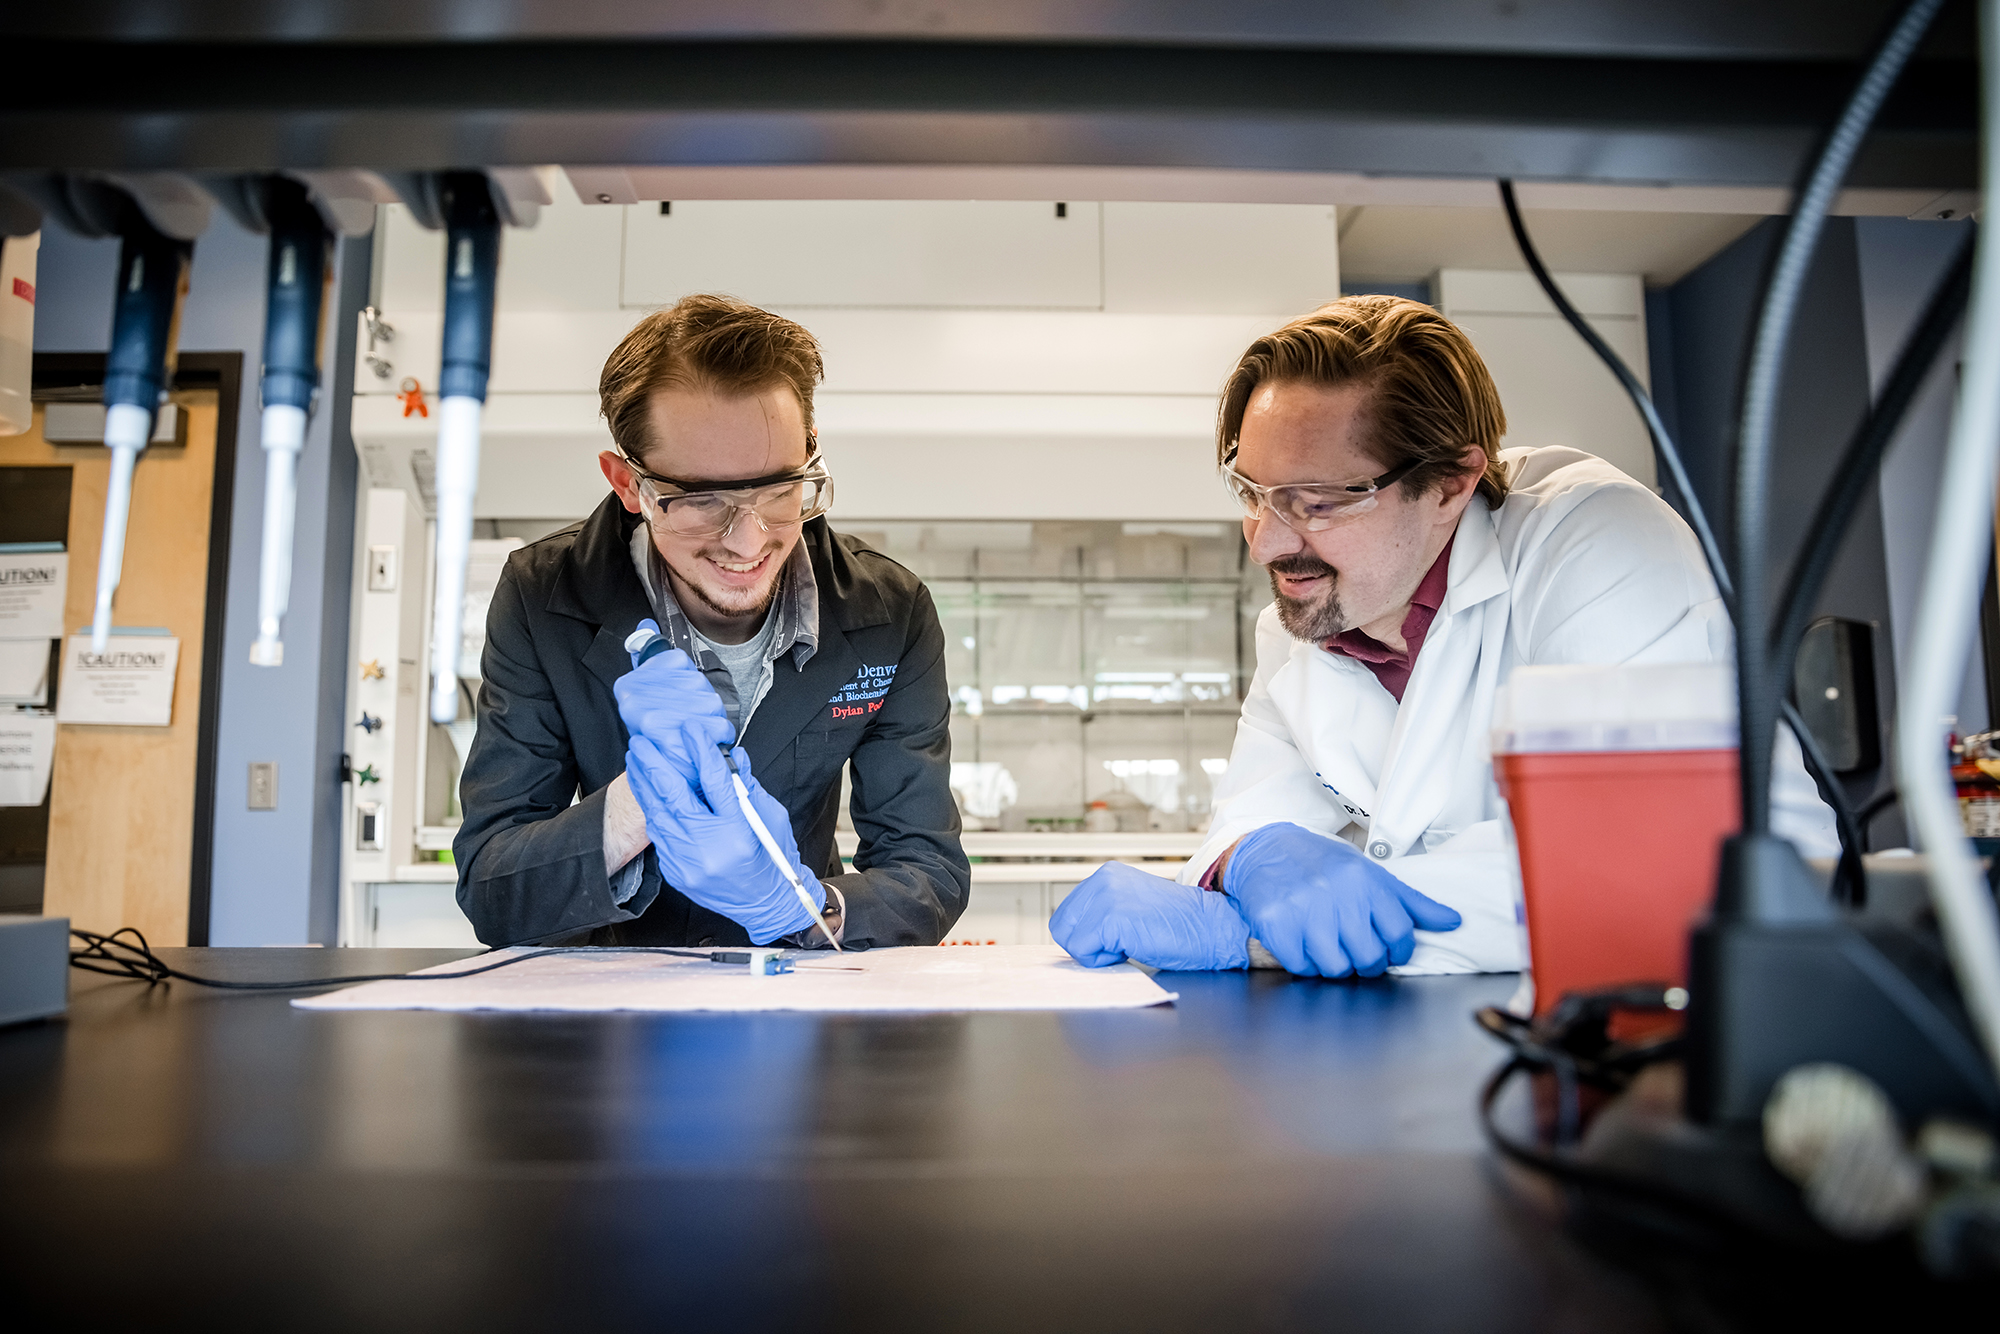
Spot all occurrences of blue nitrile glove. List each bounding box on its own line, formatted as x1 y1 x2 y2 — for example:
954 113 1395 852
623 732 823 944
613 619 728 783
1051 862 1251 971
1223 822 1461 978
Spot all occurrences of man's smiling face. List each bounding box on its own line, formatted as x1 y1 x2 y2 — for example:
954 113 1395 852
600 382 810 641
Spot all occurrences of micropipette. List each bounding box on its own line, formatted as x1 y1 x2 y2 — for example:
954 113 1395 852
716 742 842 951
94 216 193 653
428 173 501 725
249 178 332 668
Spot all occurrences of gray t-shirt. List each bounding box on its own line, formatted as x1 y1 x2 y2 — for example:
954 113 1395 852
691 611 781 737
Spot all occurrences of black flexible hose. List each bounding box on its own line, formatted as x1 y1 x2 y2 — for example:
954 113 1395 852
1732 0 1946 839
1768 236 1975 704
1857 789 1902 852
1499 181 1867 906
1782 697 1868 906
1496 180 1734 613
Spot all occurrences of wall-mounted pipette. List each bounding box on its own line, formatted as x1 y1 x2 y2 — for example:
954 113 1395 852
95 204 195 653
427 173 501 724
248 179 331 667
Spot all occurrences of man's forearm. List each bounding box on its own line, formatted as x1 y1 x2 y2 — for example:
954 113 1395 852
603 772 650 878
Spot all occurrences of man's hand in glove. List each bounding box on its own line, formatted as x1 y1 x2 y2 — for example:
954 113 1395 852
1222 822 1461 978
623 731 822 944
613 619 726 785
1052 862 1250 971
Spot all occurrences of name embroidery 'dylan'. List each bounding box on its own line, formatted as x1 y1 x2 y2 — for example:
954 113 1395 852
828 663 897 721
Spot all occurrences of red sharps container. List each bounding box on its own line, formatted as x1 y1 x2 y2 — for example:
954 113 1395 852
1490 663 1739 1019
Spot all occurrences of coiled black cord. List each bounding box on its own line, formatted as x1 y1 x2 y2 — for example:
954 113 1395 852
1473 995 1754 1232
68 927 713 991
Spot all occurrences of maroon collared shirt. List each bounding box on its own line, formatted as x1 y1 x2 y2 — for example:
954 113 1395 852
1199 534 1456 892
1321 532 1455 705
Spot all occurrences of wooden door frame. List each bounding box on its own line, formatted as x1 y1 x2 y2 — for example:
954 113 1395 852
30 351 241 944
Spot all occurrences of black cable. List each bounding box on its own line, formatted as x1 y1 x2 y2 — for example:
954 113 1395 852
1478 1055 1772 1238
1769 236 1975 705
1857 789 1902 852
1782 697 1867 906
1496 180 1734 612
1499 180 1868 906
68 927 716 991
1473 999 1747 1229
1732 0 1945 839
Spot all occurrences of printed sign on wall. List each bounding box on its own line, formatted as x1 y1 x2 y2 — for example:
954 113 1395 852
0 713 55 806
0 550 67 640
55 634 180 727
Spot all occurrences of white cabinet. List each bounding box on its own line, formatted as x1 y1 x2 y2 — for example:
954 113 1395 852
1435 269 1657 489
622 200 1105 310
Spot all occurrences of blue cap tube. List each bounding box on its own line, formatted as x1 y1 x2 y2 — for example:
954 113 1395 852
250 179 331 667
429 173 500 724
93 211 192 653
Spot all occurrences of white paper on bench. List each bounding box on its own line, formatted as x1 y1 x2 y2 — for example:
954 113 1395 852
290 942 1178 1013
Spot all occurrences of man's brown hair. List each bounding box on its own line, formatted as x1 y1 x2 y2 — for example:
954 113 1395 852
1216 295 1510 508
599 293 826 462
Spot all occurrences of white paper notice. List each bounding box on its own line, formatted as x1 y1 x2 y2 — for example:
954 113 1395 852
0 640 49 706
55 634 179 727
292 942 1179 1014
0 713 55 806
0 551 66 640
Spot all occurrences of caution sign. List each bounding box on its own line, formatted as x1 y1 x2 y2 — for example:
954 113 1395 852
56 634 179 727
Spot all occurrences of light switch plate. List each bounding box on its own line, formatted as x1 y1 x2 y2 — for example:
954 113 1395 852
367 544 398 592
248 762 278 810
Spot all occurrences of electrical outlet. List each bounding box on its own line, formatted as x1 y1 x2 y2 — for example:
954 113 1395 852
248 762 278 810
367 544 398 592
355 801 384 851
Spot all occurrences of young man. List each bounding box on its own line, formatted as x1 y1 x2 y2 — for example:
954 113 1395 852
455 294 969 948
1053 296 1835 978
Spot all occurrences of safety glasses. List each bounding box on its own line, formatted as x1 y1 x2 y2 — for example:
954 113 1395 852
1220 453 1417 532
625 449 835 538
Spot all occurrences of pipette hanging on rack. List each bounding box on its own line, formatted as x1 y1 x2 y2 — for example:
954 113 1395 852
248 179 332 667
427 173 500 724
94 206 193 654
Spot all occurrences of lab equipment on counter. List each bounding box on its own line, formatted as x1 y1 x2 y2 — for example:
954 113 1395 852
1491 662 1738 1025
0 915 67 1027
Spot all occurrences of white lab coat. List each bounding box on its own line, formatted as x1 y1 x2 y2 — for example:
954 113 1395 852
1180 446 1838 974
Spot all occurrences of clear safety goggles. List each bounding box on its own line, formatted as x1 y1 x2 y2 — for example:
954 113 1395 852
625 448 835 538
1220 453 1416 532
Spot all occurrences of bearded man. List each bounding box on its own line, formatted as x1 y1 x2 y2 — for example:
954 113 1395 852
1052 296 1834 978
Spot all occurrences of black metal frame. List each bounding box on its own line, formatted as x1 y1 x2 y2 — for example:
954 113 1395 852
0 34 1974 189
